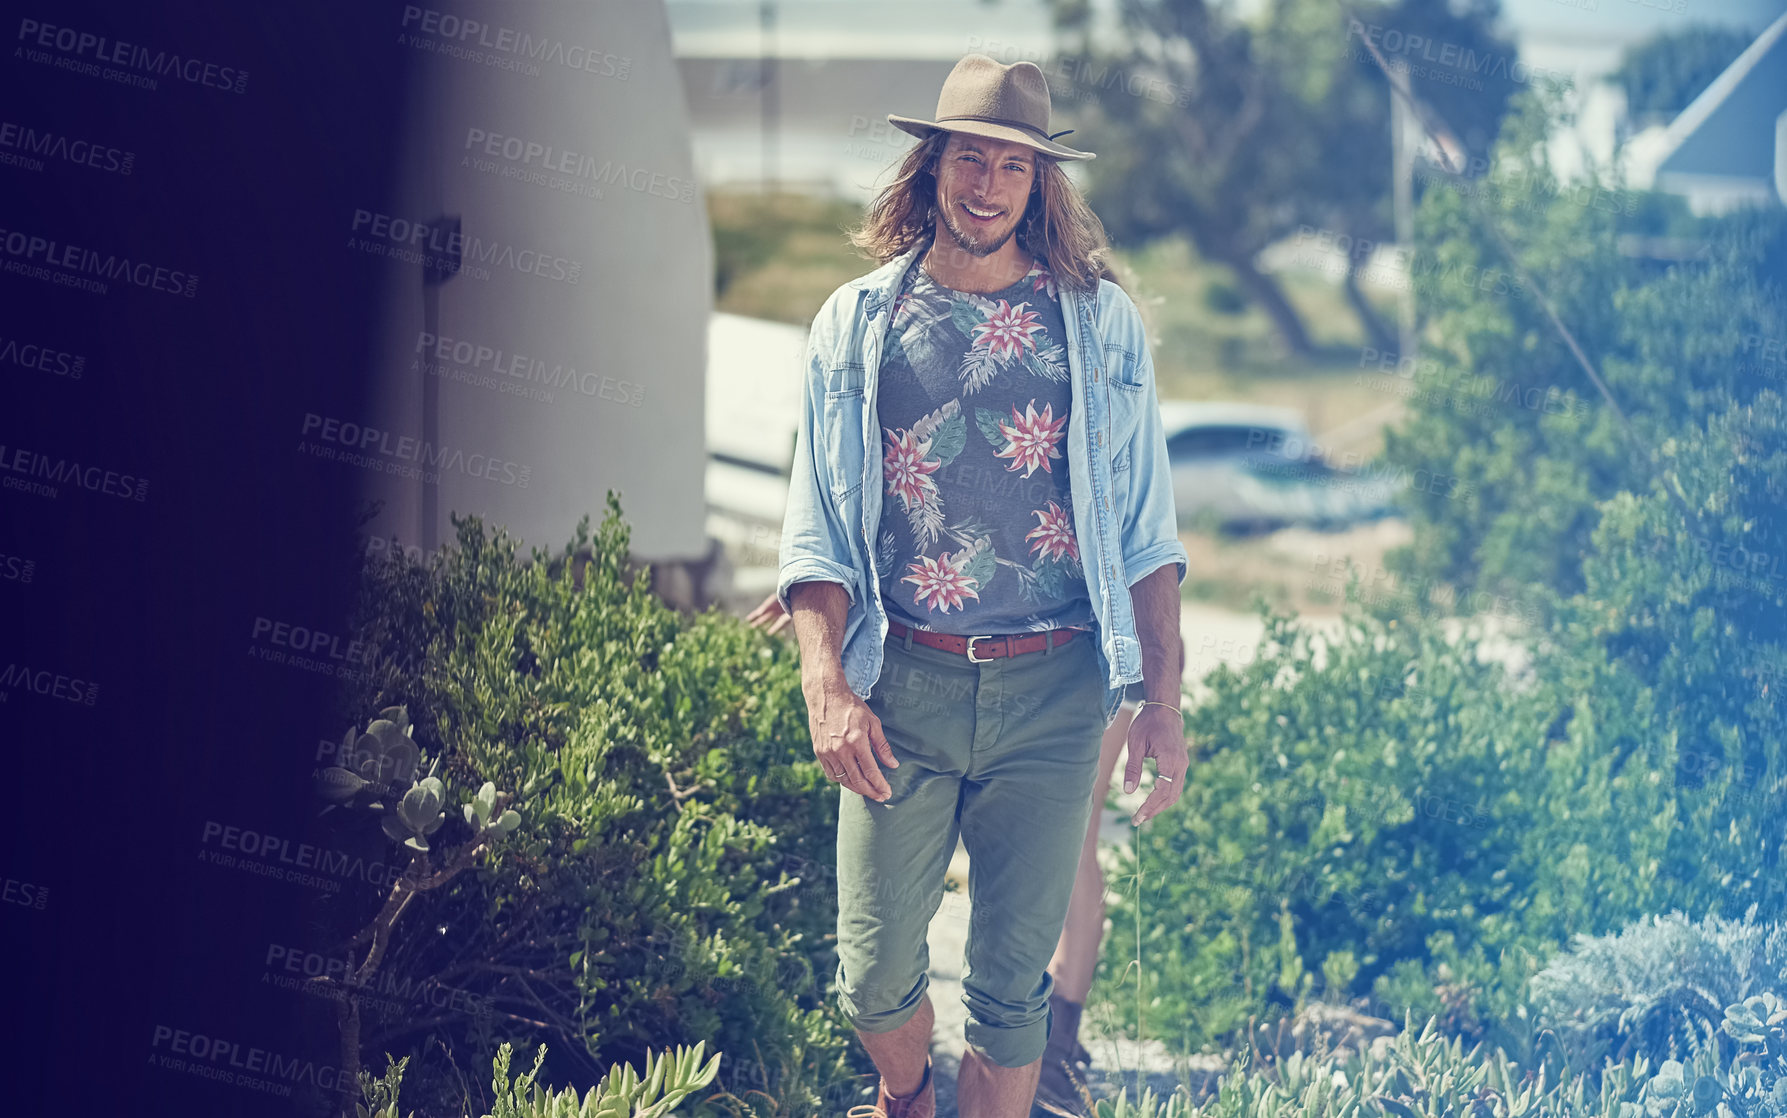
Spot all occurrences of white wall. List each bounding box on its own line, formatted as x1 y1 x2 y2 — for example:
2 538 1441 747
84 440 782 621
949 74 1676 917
358 0 712 561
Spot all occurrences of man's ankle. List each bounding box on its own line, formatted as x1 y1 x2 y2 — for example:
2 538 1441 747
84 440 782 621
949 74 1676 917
886 1055 933 1100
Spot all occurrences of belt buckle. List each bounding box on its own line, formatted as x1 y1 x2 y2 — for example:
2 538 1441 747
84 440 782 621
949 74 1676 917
964 634 997 663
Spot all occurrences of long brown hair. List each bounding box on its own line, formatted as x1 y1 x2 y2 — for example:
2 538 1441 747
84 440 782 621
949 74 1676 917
847 129 1123 292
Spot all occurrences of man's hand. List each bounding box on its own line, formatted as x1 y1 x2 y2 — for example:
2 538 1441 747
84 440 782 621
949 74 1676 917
745 591 793 637
1122 705 1188 828
804 675 899 803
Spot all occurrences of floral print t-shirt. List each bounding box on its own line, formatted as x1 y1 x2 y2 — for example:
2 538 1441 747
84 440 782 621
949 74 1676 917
874 257 1095 635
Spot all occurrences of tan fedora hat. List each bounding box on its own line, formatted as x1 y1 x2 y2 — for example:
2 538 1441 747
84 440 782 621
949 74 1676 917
888 53 1094 161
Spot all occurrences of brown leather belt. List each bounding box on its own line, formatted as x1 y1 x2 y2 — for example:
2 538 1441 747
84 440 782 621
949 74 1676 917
886 618 1087 663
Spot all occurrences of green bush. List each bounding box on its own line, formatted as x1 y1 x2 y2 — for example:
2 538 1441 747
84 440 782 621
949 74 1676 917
1380 83 1787 912
1091 982 1787 1118
1095 85 1787 1063
1095 591 1679 1055
356 1039 722 1117
314 493 867 1116
1525 906 1787 1070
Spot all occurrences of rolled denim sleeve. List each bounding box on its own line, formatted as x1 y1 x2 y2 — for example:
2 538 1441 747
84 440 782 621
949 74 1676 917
777 295 860 614
1117 311 1188 591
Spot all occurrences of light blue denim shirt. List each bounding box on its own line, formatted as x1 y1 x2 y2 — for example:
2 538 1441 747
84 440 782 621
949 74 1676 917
777 238 1188 727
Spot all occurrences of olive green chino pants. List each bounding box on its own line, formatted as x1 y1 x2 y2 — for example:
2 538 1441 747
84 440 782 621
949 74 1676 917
834 624 1108 1068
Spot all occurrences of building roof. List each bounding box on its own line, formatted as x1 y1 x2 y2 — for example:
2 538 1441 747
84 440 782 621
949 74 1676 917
1651 9 1787 201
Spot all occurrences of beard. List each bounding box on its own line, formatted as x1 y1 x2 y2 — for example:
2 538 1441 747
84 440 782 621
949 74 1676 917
938 200 1020 258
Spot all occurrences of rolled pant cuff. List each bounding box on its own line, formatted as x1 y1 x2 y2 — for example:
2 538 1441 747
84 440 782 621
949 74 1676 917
963 1017 1048 1068
837 972 928 1035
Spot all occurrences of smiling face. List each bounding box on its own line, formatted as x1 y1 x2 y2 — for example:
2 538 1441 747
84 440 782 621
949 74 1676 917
931 131 1039 258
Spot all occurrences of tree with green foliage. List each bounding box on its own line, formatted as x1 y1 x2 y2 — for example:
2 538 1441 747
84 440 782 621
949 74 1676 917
1606 24 1753 130
1047 0 1520 355
1088 83 1787 1064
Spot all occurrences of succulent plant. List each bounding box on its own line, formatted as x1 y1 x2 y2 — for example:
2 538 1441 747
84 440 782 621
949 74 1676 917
382 775 448 851
316 706 422 805
463 781 522 839
1725 992 1787 1047
1643 1059 1689 1118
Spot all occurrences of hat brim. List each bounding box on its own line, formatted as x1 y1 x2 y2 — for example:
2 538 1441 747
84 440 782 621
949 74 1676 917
886 114 1094 161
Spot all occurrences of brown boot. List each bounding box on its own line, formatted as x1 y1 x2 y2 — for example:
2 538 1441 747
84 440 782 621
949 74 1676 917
1053 991 1093 1069
1033 993 1094 1117
847 1054 935 1118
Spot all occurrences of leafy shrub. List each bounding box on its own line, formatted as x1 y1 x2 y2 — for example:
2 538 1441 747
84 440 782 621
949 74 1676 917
357 1040 721 1117
1091 995 1787 1118
313 493 867 1116
1096 84 1787 1064
1525 906 1787 1069
1097 591 1679 1055
1380 82 1787 921
483 1040 721 1118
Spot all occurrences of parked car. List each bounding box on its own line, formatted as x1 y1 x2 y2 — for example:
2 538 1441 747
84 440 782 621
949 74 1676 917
1159 401 1402 532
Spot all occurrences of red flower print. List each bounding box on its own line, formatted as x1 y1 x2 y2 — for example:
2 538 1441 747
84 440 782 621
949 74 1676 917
1025 499 1079 562
994 399 1068 478
971 300 1045 361
883 428 941 507
1027 263 1057 300
902 550 980 614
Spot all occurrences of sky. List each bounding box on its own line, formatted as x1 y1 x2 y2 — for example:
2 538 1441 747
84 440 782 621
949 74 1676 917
665 0 1787 195
667 0 1787 75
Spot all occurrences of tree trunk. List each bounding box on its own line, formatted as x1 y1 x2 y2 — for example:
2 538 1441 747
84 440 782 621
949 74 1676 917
1222 250 1313 358
1343 258 1399 354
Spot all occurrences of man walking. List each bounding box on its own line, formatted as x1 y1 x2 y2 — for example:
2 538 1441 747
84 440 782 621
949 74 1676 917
777 53 1190 1118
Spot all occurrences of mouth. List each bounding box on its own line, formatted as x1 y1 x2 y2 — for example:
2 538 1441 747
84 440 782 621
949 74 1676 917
958 201 1005 225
